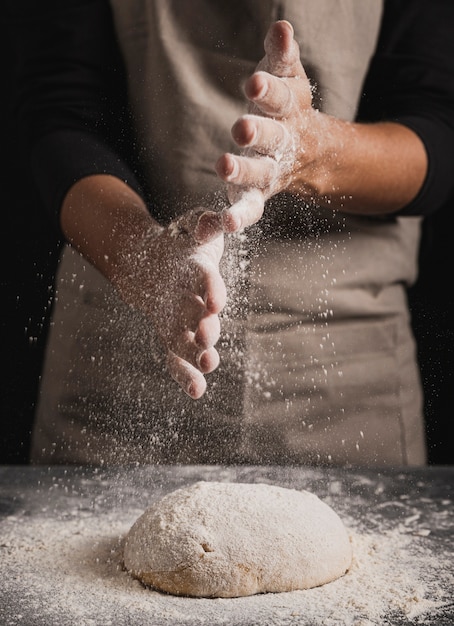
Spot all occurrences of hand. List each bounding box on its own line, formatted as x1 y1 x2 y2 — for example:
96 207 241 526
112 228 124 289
112 208 226 400
216 19 428 228
216 20 322 233
61 175 227 400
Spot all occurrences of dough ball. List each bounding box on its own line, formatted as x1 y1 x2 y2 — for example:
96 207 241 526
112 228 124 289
123 481 352 598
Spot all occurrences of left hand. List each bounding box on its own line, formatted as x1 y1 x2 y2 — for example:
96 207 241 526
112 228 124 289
114 208 226 400
215 20 332 233
216 20 428 228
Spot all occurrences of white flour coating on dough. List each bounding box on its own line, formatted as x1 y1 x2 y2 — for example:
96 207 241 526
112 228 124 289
123 481 352 598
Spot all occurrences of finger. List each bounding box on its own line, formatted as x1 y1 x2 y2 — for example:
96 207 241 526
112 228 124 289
196 345 220 374
221 188 265 233
166 320 220 371
193 211 223 243
175 291 207 330
262 21 302 77
166 292 220 346
232 114 291 157
245 71 296 118
167 350 207 399
216 152 279 190
168 328 220 378
205 272 226 313
194 313 221 349
190 256 227 314
170 210 223 244
166 328 203 368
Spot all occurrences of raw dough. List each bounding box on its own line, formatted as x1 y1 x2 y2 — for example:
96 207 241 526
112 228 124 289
123 481 352 598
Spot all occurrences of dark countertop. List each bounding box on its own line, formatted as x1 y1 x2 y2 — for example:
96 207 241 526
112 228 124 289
0 464 453 625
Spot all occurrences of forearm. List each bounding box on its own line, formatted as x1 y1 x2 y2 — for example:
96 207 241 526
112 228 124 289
60 174 163 285
300 118 428 215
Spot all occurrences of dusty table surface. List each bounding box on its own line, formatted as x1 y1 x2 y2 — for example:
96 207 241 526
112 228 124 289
0 464 453 626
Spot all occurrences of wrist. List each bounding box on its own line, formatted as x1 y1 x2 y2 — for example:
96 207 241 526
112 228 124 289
288 112 350 204
60 174 162 281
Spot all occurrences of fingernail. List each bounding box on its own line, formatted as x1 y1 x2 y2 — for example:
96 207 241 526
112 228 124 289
196 351 209 372
280 20 294 35
186 378 198 397
227 156 239 180
195 212 222 242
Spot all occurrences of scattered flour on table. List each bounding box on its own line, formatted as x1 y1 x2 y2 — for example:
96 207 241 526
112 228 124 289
0 493 452 625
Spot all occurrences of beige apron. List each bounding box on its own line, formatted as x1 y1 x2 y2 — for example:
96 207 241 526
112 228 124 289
32 0 427 466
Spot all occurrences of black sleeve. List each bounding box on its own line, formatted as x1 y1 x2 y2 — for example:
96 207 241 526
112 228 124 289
9 0 144 235
357 0 454 216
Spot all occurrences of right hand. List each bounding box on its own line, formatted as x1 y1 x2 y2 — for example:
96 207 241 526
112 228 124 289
113 208 226 399
61 175 226 400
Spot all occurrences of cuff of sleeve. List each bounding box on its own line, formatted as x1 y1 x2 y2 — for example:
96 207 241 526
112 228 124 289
393 115 454 217
30 129 145 236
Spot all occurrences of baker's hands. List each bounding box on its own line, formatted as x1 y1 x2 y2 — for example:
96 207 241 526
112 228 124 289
216 20 335 233
115 209 226 399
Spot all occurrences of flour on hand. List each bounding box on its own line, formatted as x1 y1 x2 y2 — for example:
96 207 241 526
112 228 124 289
123 481 352 598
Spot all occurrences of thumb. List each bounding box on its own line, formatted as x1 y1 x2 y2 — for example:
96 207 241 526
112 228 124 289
259 21 305 79
221 188 264 233
170 209 223 244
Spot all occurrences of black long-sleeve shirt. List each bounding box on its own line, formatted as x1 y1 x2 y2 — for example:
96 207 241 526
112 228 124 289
7 0 454 234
